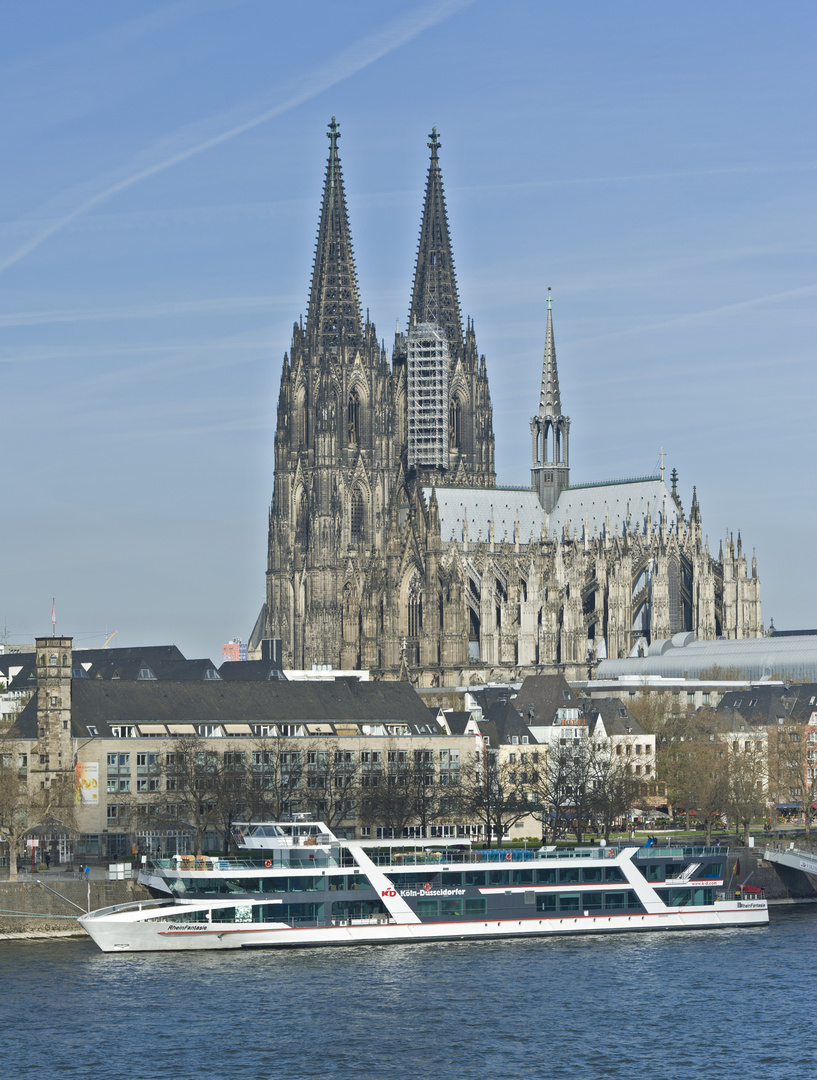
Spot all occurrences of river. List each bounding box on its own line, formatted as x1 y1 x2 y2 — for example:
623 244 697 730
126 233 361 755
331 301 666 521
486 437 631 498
1 905 814 1080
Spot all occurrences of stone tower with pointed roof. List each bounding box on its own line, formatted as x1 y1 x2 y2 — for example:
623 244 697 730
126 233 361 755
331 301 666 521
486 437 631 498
531 288 570 512
257 120 762 680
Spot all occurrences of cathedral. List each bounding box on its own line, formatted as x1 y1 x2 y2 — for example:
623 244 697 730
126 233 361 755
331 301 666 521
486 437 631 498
251 120 762 683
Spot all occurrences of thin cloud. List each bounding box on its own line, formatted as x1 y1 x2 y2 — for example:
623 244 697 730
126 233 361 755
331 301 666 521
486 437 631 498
0 0 474 276
0 295 292 328
565 283 817 348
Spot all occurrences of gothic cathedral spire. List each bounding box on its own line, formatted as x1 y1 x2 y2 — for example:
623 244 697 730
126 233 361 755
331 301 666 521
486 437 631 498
306 117 362 355
531 288 570 512
408 127 463 354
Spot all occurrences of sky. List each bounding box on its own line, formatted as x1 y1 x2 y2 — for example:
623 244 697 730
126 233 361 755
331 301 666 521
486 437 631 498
1 0 815 661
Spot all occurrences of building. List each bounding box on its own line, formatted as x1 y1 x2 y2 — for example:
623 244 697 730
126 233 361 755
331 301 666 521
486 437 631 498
4 637 482 863
255 120 762 684
222 638 248 663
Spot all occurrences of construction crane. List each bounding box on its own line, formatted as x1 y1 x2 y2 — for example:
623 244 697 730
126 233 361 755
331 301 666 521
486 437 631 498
102 631 118 649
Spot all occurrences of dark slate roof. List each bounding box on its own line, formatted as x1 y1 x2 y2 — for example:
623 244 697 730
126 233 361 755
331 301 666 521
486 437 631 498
83 656 221 682
480 697 542 744
0 651 34 680
716 684 817 725
16 677 442 738
216 660 287 682
582 697 645 737
5 645 212 690
444 711 476 736
511 674 578 726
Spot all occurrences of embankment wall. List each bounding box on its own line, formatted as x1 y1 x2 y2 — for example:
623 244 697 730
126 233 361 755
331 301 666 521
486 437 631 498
0 878 150 937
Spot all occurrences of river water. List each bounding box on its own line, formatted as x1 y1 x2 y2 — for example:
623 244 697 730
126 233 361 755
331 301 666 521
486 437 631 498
1 905 814 1080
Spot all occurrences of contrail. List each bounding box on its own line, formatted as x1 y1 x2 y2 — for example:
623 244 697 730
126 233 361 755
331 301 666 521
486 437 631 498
0 0 474 276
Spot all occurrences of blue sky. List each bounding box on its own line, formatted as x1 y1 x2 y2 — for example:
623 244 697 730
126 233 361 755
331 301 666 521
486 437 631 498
2 0 815 660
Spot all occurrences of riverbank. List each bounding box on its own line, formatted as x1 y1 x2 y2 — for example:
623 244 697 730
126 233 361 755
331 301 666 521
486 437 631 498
0 875 149 938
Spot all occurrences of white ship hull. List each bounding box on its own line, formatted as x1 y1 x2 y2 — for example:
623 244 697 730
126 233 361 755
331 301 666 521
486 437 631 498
79 900 768 952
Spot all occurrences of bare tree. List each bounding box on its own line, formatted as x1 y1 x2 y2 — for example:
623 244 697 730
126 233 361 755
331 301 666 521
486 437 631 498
303 744 360 831
726 734 768 844
768 722 816 839
462 749 534 847
587 742 638 842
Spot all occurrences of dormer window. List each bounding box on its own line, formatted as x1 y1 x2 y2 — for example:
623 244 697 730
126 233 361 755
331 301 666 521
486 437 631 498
204 669 222 681
138 667 157 681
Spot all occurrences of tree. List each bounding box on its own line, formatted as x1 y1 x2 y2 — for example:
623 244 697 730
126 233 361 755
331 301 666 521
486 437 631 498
726 734 767 844
245 738 305 822
357 744 459 838
768 722 817 839
303 744 360 832
587 741 638 842
462 749 536 847
657 710 730 838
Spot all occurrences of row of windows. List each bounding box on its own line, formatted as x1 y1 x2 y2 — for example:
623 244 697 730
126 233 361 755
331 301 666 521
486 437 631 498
106 750 460 774
417 898 487 918
536 890 642 913
388 866 627 888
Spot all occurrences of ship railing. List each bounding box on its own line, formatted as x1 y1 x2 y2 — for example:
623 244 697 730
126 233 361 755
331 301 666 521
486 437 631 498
81 897 175 920
150 854 341 871
633 845 727 860
369 847 611 867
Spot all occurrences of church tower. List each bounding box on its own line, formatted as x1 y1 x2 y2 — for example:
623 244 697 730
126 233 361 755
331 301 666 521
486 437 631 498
396 128 495 487
264 119 394 669
531 289 570 512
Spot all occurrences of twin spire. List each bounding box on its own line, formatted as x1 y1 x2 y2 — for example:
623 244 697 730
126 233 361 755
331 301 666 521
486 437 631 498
306 119 463 356
306 117 363 354
408 126 463 352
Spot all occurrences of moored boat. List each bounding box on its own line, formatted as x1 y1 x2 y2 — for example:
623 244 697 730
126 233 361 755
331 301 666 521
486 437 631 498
78 821 768 952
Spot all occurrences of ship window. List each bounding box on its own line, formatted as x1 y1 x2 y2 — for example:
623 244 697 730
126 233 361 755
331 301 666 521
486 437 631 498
559 893 581 911
558 867 580 884
465 898 487 916
604 892 626 909
511 868 534 886
417 899 439 917
488 869 510 887
535 867 556 885
582 867 603 883
701 863 723 879
536 894 557 912
464 870 486 886
604 866 625 883
440 898 463 918
584 892 603 909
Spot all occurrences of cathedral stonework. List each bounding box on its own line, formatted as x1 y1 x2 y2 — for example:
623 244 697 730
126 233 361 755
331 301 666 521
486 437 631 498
253 120 762 683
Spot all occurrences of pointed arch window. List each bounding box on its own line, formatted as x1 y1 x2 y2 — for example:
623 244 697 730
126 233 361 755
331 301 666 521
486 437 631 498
350 488 365 546
668 559 681 633
347 389 360 446
449 398 461 449
408 575 423 638
295 490 309 548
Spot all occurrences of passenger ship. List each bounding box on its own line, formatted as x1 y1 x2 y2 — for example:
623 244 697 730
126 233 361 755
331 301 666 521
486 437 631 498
78 821 767 952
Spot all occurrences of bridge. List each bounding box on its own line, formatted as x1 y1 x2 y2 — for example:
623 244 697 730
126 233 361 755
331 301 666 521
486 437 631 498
763 845 817 879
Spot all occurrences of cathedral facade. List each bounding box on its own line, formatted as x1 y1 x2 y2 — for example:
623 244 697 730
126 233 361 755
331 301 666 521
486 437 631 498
253 120 762 683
